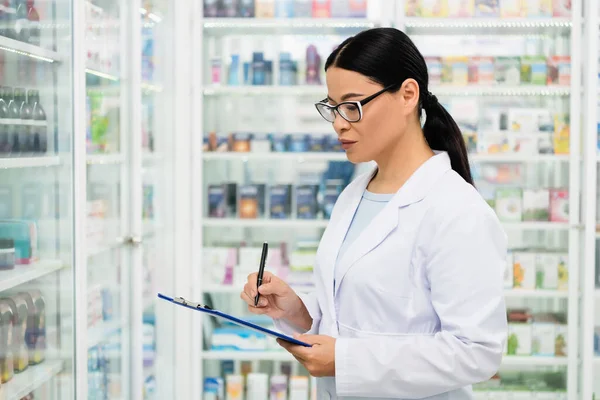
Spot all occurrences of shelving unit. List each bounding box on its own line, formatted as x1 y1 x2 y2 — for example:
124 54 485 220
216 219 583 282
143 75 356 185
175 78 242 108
0 36 63 63
5 360 64 400
0 261 65 293
0 157 61 169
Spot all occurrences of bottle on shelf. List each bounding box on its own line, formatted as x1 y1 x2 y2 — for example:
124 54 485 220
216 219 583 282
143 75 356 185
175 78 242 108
6 88 21 155
29 89 46 153
27 0 40 47
15 0 29 43
3 0 17 40
0 87 10 155
16 88 32 155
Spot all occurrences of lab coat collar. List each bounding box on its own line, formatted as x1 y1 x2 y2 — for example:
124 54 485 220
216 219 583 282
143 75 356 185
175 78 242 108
332 151 452 299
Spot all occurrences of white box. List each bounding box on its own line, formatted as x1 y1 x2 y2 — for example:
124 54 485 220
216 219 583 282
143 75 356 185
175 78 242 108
536 253 558 290
513 252 536 290
507 323 532 355
532 323 556 356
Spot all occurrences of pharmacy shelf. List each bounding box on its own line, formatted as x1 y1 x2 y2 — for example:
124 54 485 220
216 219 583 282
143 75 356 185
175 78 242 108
5 360 64 400
87 153 125 165
203 84 570 97
403 17 571 34
0 36 63 63
204 218 329 229
0 260 64 293
469 153 571 163
203 85 325 96
202 152 347 162
88 320 122 349
203 351 294 361
504 289 568 299
431 85 570 97
501 356 568 367
203 219 571 231
142 152 165 163
0 156 61 169
85 66 120 82
203 17 377 34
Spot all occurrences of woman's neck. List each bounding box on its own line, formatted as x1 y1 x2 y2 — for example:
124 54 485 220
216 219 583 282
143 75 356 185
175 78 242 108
367 130 434 194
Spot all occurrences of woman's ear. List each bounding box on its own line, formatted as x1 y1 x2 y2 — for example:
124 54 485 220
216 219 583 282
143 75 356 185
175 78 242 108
399 78 420 115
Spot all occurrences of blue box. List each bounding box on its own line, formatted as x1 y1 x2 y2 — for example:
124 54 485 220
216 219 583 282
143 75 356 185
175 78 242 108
270 185 292 219
322 180 343 219
296 185 319 219
289 134 309 152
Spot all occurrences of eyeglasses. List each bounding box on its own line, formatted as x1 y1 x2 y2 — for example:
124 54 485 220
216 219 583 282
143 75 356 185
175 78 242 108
314 83 397 123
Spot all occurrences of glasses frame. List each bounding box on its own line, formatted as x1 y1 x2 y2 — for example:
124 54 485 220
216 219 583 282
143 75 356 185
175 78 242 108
314 83 398 123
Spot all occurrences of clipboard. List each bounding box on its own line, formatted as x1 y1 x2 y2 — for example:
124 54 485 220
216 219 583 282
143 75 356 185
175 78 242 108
157 293 312 347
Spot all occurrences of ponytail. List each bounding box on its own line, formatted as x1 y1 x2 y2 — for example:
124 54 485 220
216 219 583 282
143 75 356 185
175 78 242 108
422 92 473 186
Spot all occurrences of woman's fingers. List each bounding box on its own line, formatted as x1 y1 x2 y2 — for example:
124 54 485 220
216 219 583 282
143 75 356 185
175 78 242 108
240 290 268 308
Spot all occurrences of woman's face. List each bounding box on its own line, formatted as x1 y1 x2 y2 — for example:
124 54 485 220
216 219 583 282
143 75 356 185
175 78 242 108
324 67 419 164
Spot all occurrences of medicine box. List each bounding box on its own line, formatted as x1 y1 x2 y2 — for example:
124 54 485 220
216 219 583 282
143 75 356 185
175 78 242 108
269 185 292 219
507 323 532 356
555 324 568 356
556 252 569 291
494 188 523 222
211 327 267 351
536 253 558 290
531 323 556 356
447 0 474 17
512 252 535 290
549 189 569 223
474 0 499 16
522 189 550 221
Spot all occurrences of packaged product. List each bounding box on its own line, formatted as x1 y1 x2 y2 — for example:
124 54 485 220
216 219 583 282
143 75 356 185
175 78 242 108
531 322 556 356
520 56 547 85
553 114 570 154
555 324 568 356
468 57 495 85
512 252 535 290
556 252 568 291
474 0 500 16
425 57 443 85
0 300 13 383
549 189 569 223
552 0 571 16
19 290 45 365
447 0 474 16
522 189 550 221
507 323 532 355
547 56 571 86
536 252 558 290
4 295 28 372
523 0 552 16
225 374 244 400
494 57 521 85
239 184 266 219
419 0 449 17
500 0 524 17
441 57 468 85
312 0 331 18
269 184 292 219
494 188 523 222
255 0 275 17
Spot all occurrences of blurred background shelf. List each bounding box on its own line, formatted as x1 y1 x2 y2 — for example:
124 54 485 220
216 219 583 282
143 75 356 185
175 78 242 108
203 351 294 361
86 153 126 165
202 152 347 162
5 360 64 400
203 18 378 34
0 156 61 169
0 260 64 293
0 36 63 63
403 17 572 34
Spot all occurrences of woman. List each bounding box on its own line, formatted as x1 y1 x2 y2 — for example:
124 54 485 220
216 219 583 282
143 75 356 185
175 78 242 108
240 27 507 400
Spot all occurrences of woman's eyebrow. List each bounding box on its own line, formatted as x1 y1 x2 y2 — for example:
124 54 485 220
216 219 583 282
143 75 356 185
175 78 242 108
327 92 364 103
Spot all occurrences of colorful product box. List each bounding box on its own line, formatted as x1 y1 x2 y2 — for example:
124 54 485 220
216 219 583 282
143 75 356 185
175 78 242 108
468 57 495 85
547 56 571 86
269 185 292 219
553 0 571 16
556 253 569 291
255 0 275 17
239 184 266 219
494 188 523 222
425 57 443 85
296 185 319 219
442 57 469 85
447 0 474 16
553 114 570 154
322 180 343 219
513 252 536 290
312 0 331 17
275 0 294 17
549 189 569 223
0 220 38 265
293 0 312 17
494 57 521 85
474 0 500 16
418 0 449 17
536 253 558 290
523 0 552 17
555 324 567 356
507 323 532 356
522 189 549 221
520 56 547 85
500 0 524 17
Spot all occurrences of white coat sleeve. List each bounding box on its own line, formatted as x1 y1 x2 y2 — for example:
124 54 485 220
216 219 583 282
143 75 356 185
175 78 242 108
335 203 508 399
272 291 321 335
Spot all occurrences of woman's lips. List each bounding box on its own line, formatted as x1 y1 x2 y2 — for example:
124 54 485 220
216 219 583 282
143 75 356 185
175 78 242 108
339 140 357 150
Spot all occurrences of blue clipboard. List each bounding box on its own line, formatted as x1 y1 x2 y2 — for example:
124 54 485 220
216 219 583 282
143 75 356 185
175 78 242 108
157 293 312 347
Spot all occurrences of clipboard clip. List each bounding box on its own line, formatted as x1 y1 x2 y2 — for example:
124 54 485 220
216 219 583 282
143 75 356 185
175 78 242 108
173 296 213 310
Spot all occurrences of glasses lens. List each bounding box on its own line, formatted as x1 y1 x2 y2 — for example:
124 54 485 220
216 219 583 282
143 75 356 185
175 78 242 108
338 103 361 122
316 103 335 123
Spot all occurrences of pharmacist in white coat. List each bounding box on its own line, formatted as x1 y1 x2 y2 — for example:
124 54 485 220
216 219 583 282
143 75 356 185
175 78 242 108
241 28 507 400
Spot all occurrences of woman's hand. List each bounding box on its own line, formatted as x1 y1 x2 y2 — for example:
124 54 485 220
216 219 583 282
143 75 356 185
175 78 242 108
240 271 312 330
277 334 336 377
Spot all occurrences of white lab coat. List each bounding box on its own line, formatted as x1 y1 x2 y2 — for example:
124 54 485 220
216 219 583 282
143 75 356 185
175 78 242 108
274 151 508 400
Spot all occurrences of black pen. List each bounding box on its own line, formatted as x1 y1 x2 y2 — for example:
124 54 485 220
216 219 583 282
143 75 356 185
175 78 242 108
254 242 269 306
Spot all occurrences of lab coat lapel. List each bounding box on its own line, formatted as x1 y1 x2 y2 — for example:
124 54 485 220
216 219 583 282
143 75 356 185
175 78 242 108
333 152 453 298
